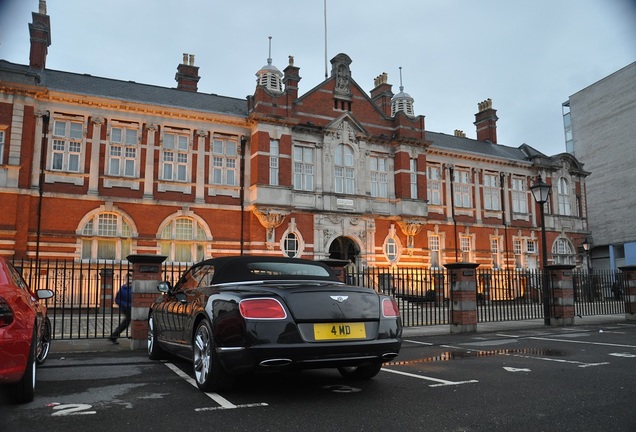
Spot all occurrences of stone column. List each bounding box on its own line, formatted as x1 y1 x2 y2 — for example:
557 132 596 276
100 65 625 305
126 254 167 350
618 265 636 321
547 264 576 326
445 262 479 334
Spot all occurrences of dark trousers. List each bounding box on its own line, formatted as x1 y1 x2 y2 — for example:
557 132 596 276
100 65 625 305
111 308 131 338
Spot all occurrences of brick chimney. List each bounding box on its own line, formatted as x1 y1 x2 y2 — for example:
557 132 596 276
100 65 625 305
474 98 498 143
283 55 301 102
29 0 51 70
370 73 393 117
175 53 200 92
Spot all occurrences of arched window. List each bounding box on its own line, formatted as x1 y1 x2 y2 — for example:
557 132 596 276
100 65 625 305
334 144 355 194
557 177 571 215
160 217 209 263
552 237 574 265
80 212 133 261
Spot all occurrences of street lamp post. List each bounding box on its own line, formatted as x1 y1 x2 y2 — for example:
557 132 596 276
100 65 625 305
582 237 591 273
530 176 552 325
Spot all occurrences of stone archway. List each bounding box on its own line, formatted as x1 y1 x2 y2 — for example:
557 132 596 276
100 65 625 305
328 236 359 262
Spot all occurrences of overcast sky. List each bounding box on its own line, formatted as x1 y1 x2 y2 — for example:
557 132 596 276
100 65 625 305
1 0 635 156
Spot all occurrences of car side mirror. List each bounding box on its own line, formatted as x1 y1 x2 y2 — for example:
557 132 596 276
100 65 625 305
36 289 55 300
157 281 172 293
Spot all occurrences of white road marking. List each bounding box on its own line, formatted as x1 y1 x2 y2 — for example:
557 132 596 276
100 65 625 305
382 367 478 387
529 337 636 349
508 353 609 368
403 339 434 346
503 367 531 372
164 362 267 410
609 352 636 358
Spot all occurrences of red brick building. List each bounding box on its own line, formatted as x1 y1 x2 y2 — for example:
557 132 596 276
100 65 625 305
0 2 590 272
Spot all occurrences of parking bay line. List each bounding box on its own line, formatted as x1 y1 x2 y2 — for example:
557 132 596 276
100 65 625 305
529 336 636 349
381 367 478 387
506 353 609 368
163 362 268 411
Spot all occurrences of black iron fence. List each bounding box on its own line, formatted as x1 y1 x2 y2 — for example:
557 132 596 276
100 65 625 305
11 259 628 339
347 267 627 327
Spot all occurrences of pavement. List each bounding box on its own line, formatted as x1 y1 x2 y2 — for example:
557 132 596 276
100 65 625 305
49 314 632 354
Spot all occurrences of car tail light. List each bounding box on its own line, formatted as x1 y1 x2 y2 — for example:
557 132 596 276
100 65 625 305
0 296 14 327
239 298 287 320
382 298 400 318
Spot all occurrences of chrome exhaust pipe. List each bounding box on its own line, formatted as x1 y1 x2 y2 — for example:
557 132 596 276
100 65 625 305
382 352 399 360
260 358 293 367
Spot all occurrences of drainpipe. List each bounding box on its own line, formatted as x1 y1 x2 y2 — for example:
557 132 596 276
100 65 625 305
35 111 50 266
239 135 247 255
448 165 459 262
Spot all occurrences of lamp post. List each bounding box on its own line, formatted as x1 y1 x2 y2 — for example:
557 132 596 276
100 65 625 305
581 237 591 273
530 175 552 325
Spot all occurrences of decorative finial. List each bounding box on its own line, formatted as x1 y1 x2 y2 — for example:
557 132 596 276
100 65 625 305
399 66 404 92
267 36 273 65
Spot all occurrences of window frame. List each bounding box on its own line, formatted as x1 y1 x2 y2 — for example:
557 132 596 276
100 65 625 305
334 144 355 194
0 129 5 164
511 177 528 214
293 145 315 191
51 119 84 173
80 212 133 262
429 235 441 268
162 131 190 182
269 139 279 186
410 158 418 199
370 155 388 198
557 177 572 216
384 236 399 263
427 165 442 205
211 136 238 186
159 216 209 264
108 124 139 178
453 168 472 208
483 173 500 211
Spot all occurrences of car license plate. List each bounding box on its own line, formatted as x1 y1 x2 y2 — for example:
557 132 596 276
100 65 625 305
314 323 366 340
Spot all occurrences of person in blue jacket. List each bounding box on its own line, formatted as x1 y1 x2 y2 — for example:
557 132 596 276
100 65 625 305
110 271 133 344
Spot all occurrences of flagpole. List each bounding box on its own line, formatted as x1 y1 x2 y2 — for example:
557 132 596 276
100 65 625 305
324 0 328 79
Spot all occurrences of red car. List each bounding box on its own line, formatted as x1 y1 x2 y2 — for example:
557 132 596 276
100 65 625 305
0 257 54 403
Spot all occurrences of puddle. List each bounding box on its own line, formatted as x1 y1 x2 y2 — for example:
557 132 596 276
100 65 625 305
385 348 565 366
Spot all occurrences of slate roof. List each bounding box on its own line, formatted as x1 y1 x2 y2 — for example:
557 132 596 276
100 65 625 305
1 60 549 164
425 130 538 164
0 60 248 117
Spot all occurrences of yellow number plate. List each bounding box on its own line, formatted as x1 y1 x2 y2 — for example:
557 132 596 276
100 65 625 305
314 323 366 340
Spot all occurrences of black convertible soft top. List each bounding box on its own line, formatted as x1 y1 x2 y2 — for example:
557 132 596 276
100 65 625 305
188 256 341 285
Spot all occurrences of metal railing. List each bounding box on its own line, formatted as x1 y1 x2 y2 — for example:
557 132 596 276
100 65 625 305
12 259 627 339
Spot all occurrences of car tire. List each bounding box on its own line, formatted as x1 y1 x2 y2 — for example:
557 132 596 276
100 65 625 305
147 315 166 360
36 317 52 365
193 319 233 392
9 326 37 403
338 361 383 380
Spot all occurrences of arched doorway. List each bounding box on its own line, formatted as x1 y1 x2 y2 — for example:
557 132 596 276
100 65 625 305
328 236 359 262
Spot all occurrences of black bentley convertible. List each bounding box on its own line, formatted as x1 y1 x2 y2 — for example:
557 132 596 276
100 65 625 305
147 256 402 391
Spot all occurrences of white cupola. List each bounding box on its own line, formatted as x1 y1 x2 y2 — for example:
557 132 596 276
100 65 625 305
391 67 414 117
256 36 283 93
